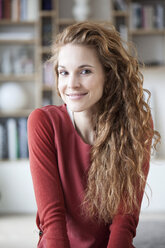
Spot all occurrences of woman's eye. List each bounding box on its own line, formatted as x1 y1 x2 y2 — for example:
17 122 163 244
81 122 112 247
59 71 68 76
81 69 91 75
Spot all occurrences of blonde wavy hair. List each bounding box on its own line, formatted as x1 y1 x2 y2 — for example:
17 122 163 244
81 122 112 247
50 21 160 223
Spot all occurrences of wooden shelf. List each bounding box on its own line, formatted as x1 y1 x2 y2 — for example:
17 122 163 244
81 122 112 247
39 46 51 54
39 10 56 17
58 18 76 25
59 18 104 25
0 39 36 44
141 65 165 71
0 158 29 163
0 74 36 82
42 85 55 91
130 29 165 36
112 10 129 17
0 109 34 118
0 20 37 25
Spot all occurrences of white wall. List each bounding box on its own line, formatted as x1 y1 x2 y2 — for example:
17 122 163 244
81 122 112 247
142 67 165 159
140 67 165 213
0 159 165 214
0 160 36 213
142 159 165 213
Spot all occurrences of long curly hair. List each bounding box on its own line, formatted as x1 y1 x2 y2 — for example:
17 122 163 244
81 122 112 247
50 21 160 223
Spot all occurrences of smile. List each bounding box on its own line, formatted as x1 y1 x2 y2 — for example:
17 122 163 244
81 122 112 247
66 93 87 100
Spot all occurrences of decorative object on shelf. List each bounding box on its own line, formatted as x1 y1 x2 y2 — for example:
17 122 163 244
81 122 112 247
72 0 91 21
0 82 28 113
1 50 12 75
14 46 34 75
0 46 34 75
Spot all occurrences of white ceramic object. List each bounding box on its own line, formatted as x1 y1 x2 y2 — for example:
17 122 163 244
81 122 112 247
72 0 91 21
0 82 28 113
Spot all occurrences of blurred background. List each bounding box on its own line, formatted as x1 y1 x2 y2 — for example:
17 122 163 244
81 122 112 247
0 0 165 247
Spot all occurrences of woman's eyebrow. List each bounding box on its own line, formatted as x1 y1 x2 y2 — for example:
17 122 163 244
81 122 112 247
58 64 94 69
78 64 94 68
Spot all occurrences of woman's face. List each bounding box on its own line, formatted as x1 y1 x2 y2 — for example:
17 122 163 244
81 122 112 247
57 43 105 113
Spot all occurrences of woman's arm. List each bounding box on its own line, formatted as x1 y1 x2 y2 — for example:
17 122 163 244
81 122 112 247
28 109 70 248
107 158 150 248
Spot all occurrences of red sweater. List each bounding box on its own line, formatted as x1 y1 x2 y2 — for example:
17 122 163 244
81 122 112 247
28 104 149 248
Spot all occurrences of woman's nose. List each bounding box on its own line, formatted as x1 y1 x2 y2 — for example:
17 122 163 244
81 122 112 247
68 74 80 88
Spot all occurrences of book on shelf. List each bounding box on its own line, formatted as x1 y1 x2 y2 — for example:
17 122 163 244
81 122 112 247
0 117 28 160
129 3 143 30
3 0 11 19
7 118 18 160
0 0 2 19
26 0 38 21
42 17 52 46
20 0 27 21
0 120 8 160
155 4 164 29
143 5 154 30
42 0 53 11
113 0 127 11
11 0 20 21
0 123 3 159
17 117 28 159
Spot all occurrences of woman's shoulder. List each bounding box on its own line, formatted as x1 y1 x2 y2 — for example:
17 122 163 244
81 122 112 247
27 104 69 129
28 104 66 120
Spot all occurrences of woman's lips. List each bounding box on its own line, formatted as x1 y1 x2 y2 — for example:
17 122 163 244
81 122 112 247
66 93 87 100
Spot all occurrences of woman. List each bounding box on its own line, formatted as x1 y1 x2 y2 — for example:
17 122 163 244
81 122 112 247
28 21 160 248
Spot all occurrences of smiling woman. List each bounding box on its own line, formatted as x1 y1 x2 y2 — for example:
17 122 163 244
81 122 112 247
57 44 105 115
27 21 160 248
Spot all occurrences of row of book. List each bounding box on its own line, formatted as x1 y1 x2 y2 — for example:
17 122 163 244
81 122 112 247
0 117 28 160
0 0 38 21
130 3 165 30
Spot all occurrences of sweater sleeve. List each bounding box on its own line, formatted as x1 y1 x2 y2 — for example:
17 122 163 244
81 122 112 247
27 109 70 248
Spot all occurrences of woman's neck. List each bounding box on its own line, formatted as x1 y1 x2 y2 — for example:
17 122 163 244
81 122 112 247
73 111 94 145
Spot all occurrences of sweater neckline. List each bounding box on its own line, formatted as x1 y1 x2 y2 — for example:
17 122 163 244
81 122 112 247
63 104 92 147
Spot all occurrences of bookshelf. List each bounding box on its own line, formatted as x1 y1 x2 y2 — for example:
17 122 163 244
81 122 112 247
111 0 165 66
0 0 165 161
0 0 38 161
